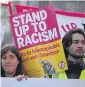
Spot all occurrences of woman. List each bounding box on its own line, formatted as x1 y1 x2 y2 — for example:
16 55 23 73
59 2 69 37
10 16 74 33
1 44 23 77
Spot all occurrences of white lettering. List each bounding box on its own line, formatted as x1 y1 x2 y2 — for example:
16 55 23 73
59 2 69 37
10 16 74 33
32 12 40 22
40 10 47 20
22 25 29 35
17 37 25 48
18 14 25 25
31 22 38 32
48 28 58 40
39 21 46 31
13 17 20 27
31 33 38 43
26 13 33 24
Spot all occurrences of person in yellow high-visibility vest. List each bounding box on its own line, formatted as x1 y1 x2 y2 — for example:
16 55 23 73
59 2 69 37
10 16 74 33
43 28 85 79
15 28 85 80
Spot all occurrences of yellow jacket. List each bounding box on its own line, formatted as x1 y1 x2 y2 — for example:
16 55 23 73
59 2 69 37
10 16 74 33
57 69 85 79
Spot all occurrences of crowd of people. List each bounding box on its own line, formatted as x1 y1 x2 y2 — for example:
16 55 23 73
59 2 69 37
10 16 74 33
1 28 85 79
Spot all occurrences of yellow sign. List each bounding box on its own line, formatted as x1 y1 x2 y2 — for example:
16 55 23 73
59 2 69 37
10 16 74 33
20 40 68 77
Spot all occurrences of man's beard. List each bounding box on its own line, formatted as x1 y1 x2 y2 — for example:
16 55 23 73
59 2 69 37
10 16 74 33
67 51 84 65
68 51 84 59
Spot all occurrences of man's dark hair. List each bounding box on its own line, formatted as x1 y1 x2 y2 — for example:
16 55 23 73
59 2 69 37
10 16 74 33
1 45 23 77
62 28 85 58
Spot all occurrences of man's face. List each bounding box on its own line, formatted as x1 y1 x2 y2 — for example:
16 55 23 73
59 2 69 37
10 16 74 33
67 33 85 58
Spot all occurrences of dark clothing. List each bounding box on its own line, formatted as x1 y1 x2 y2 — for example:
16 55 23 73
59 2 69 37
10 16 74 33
65 60 85 79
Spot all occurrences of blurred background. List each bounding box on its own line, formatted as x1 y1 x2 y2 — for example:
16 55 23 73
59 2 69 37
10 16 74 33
1 0 85 46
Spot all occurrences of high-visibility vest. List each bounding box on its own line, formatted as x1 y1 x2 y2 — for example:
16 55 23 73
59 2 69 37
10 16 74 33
84 58 85 61
57 69 85 79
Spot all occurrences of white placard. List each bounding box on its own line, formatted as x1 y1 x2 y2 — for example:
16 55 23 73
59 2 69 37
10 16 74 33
56 11 85 39
1 78 85 87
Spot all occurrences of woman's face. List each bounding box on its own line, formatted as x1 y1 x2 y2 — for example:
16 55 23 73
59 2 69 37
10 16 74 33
2 50 19 75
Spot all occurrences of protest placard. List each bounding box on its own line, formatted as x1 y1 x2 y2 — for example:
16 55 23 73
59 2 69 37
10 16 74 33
55 10 85 39
10 5 68 77
15 4 85 39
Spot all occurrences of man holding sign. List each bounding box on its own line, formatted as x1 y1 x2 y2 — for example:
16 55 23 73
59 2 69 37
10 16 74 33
43 28 85 79
17 28 85 80
9 4 85 79
61 28 85 79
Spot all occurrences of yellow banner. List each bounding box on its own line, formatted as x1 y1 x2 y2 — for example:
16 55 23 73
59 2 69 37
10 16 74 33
20 40 68 77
